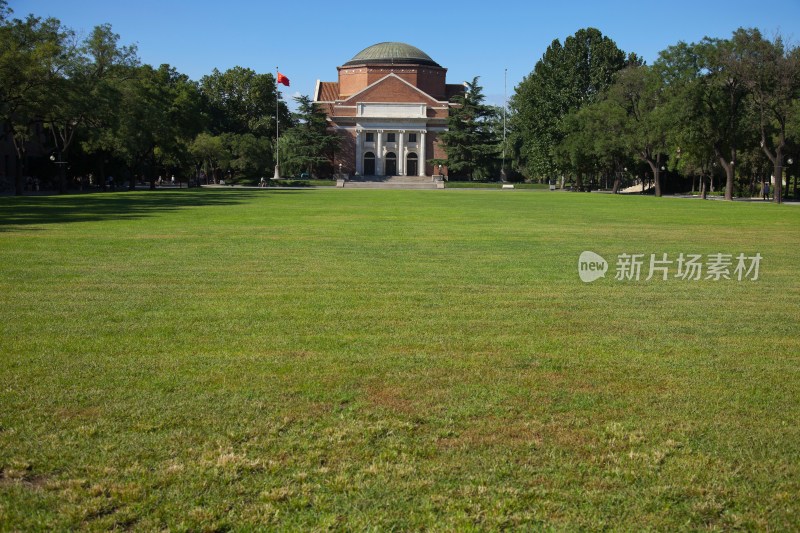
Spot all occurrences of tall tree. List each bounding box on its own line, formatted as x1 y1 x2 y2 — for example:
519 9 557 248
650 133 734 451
510 28 629 180
560 98 633 192
606 65 673 197
189 133 228 184
730 29 800 203
0 11 69 195
86 63 204 189
657 37 751 200
432 77 499 180
200 66 290 137
43 23 138 193
225 133 273 180
279 95 339 177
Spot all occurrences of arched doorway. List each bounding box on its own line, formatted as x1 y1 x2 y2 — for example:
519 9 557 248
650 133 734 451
385 152 397 176
363 152 375 176
406 153 418 176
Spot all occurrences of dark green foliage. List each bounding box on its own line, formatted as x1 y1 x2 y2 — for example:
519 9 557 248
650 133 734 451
278 95 339 178
549 27 800 200
199 66 290 137
431 77 500 180
0 13 72 194
510 28 628 180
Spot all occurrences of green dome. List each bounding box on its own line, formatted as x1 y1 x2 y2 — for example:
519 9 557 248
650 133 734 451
344 42 440 67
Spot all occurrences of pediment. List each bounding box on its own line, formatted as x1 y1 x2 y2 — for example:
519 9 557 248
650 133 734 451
341 73 442 105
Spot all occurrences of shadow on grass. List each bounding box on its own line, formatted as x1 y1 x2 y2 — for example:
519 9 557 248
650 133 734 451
0 188 304 231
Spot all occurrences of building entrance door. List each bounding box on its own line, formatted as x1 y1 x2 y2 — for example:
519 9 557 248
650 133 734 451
385 152 397 175
364 152 375 175
406 153 418 176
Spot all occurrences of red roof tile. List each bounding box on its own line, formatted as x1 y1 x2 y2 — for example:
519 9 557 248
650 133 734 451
317 82 339 102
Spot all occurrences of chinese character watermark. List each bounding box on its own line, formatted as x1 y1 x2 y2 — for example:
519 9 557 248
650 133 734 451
579 251 761 283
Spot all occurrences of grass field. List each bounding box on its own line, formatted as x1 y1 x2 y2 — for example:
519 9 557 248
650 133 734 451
444 182 549 189
1 189 799 530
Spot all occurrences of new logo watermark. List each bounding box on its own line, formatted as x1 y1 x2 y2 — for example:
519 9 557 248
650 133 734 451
578 251 761 282
578 251 609 283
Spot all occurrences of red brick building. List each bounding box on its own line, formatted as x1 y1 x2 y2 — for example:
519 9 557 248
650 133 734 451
314 42 463 177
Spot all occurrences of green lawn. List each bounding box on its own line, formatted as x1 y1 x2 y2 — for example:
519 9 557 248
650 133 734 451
445 181 549 189
1 189 798 530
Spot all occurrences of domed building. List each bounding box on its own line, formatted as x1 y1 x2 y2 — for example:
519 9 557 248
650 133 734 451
314 42 463 177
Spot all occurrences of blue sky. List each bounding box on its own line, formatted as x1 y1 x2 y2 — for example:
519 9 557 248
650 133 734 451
9 0 800 108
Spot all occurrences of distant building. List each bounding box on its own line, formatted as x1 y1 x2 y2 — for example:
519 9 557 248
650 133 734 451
314 42 462 177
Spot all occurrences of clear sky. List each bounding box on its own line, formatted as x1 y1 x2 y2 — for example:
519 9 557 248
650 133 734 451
9 0 800 108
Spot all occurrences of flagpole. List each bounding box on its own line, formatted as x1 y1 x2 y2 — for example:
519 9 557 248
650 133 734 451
502 67 507 182
274 66 281 180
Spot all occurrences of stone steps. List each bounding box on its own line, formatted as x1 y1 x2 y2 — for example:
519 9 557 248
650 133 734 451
343 175 439 189
343 181 438 189
620 182 655 193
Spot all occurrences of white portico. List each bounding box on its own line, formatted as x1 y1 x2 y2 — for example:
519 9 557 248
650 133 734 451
354 104 427 176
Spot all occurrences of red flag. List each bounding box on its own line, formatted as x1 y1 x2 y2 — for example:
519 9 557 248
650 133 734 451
277 72 290 87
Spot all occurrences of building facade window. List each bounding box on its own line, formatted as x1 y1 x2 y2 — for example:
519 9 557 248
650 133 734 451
408 133 417 143
387 133 396 143
365 132 374 143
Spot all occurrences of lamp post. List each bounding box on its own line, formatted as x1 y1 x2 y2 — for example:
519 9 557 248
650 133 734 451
49 152 68 193
501 67 507 182
622 167 627 193
772 155 794 204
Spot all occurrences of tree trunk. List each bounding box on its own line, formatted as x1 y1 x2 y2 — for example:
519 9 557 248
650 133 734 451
11 135 25 196
575 173 583 191
772 156 783 204
644 159 662 197
612 175 621 194
760 129 785 204
14 152 24 196
715 147 735 201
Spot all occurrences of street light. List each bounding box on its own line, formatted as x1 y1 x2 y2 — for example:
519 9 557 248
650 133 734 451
49 152 69 192
774 156 795 204
501 67 507 182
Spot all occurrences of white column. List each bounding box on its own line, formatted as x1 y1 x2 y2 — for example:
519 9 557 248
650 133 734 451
398 130 405 175
376 130 383 175
418 130 426 176
355 129 363 175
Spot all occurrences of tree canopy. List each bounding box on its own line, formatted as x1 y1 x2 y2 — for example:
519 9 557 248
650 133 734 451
511 26 799 201
432 77 500 180
510 28 631 180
